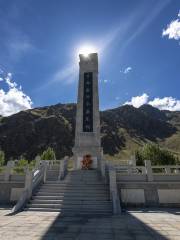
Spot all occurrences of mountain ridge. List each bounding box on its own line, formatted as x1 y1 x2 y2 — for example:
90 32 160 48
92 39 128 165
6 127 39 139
0 103 179 160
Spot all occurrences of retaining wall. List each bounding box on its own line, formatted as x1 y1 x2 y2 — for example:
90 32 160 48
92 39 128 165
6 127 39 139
0 182 24 204
118 182 180 207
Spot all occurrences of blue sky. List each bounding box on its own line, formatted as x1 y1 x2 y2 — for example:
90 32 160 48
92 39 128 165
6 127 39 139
0 0 180 116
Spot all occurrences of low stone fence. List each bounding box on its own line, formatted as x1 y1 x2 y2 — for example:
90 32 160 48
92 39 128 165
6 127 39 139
115 163 180 182
0 157 69 206
112 160 180 207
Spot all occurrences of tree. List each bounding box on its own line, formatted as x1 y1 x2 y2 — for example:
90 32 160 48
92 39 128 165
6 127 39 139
135 143 178 165
0 150 5 166
41 147 56 160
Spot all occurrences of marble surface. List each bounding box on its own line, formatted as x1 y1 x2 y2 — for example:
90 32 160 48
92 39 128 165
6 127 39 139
0 208 180 239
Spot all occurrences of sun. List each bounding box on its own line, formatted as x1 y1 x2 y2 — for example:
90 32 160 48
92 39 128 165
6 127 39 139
77 44 97 57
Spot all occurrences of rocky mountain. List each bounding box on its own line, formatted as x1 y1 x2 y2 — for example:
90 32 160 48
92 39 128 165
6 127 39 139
0 103 180 161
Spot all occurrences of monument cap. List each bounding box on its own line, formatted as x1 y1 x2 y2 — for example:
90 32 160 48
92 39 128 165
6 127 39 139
79 52 98 62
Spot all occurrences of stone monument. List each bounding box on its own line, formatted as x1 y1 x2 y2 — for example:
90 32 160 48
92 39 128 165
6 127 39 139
73 53 102 169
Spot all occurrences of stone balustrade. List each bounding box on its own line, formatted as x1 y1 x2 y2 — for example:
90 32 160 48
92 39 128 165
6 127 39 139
114 160 180 182
107 160 180 208
1 157 180 209
11 157 69 213
0 157 70 206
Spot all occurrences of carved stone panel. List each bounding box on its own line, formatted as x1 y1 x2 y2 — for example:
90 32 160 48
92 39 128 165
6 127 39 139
83 72 93 132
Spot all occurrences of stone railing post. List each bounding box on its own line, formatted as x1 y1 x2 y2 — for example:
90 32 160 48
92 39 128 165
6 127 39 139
109 167 121 214
142 166 146 175
133 158 136 167
64 156 69 176
42 161 48 183
4 160 14 181
35 156 41 169
175 167 179 174
58 157 68 181
145 160 153 182
165 166 171 174
100 158 105 179
100 149 107 182
130 155 136 166
127 166 133 175
25 167 33 200
58 159 64 181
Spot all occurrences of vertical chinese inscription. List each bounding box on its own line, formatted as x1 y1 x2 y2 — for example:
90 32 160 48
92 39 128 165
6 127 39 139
83 72 93 132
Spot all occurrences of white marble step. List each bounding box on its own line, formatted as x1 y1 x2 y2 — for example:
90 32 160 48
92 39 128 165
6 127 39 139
37 188 108 192
26 203 112 209
24 208 112 214
44 182 106 185
32 195 110 200
40 184 107 189
35 193 109 198
30 199 111 204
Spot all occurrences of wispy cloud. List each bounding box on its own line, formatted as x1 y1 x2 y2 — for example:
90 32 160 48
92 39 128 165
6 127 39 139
119 0 171 55
121 67 132 74
124 93 180 111
52 64 78 84
0 3 35 63
162 10 180 42
35 63 78 93
100 79 111 84
7 37 35 61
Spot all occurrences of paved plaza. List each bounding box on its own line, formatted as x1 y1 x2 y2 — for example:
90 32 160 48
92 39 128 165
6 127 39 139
0 208 180 240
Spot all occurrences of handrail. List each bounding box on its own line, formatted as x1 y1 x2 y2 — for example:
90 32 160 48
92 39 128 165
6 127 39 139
116 166 146 175
11 189 29 214
115 164 180 176
32 164 45 190
152 165 180 168
11 162 46 214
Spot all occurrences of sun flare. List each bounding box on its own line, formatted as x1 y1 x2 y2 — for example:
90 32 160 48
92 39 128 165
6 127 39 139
77 45 97 57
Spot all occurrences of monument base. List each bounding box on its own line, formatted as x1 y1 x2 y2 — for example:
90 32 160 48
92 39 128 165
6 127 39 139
72 146 102 170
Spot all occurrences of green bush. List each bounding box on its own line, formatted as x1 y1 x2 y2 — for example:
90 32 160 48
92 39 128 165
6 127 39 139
17 158 28 167
14 157 28 174
135 143 178 166
29 160 36 170
0 150 5 166
41 147 56 160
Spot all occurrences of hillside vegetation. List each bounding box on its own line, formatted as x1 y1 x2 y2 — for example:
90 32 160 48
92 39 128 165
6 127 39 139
0 103 179 161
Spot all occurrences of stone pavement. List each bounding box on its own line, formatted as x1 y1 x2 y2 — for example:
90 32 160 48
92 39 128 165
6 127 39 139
0 208 180 240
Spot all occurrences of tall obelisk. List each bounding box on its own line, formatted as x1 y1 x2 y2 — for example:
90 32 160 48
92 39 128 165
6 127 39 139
73 53 101 169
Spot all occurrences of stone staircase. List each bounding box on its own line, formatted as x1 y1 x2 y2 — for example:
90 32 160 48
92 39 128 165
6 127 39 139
25 169 112 216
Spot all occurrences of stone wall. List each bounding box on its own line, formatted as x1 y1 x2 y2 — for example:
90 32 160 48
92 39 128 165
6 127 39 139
118 181 180 207
0 182 24 204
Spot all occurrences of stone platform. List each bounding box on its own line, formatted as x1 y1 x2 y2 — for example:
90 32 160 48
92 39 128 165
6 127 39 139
0 208 180 239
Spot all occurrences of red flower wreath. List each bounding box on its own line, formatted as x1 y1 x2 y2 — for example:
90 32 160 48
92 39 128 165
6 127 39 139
81 154 92 170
